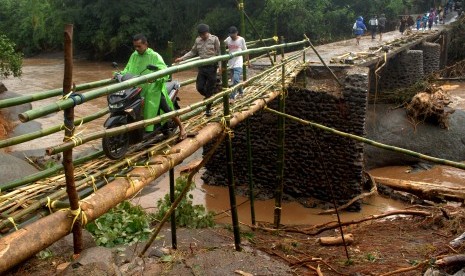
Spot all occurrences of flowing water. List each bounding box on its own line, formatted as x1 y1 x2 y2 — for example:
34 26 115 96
2 56 465 225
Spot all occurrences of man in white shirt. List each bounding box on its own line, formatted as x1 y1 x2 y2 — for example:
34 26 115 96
224 26 249 101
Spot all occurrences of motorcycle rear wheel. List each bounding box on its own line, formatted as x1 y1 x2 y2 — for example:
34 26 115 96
102 130 130 160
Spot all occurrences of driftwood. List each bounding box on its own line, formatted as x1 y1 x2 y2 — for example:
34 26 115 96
318 233 354 246
405 89 454 129
436 254 465 267
373 176 465 202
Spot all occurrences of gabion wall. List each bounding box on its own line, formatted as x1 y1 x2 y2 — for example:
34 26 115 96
202 67 369 207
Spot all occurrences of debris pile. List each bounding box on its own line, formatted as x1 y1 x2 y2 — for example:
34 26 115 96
405 85 455 129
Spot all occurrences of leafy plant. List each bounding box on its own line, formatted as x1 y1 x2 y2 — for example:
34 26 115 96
0 35 22 78
36 249 53 260
154 176 215 229
86 201 153 247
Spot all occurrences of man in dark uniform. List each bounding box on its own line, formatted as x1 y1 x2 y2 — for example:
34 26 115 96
175 24 220 117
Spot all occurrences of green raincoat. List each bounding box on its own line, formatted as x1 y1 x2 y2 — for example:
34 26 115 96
120 48 173 132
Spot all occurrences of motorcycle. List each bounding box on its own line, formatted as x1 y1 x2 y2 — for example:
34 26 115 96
102 63 181 160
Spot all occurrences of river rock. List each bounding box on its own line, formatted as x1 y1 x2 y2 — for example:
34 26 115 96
0 152 38 183
0 82 7 93
364 104 465 169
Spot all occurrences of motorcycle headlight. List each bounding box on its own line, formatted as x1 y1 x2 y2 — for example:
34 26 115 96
109 102 124 109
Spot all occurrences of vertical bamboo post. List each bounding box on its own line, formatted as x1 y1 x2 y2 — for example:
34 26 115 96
169 168 177 249
167 41 173 80
303 47 307 88
274 21 278 63
221 42 241 251
273 51 286 229
239 0 247 81
246 118 256 227
62 24 82 254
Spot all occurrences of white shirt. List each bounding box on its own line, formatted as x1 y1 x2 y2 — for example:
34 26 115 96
224 36 247 68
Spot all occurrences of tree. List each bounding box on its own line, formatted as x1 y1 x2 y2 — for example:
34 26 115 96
0 35 23 78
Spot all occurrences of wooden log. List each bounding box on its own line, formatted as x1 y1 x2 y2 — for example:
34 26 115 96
318 233 354 246
436 254 465 267
373 176 465 202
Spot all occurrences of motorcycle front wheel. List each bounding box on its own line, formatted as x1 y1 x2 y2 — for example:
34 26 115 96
102 130 130 160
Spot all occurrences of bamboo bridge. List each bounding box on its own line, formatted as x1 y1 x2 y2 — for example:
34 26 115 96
0 24 462 272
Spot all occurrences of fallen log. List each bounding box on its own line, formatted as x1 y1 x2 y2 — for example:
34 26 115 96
318 233 354 246
436 254 465 267
373 176 465 202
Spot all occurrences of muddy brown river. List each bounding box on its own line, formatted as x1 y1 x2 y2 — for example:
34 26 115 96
2 56 465 225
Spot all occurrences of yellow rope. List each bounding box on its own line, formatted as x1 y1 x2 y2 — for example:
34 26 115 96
46 196 53 213
8 217 18 231
90 175 97 192
69 205 88 230
103 175 109 184
220 116 235 138
273 36 279 43
126 158 133 167
59 204 88 231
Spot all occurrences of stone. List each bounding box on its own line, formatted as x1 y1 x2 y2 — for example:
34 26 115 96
75 246 113 266
0 152 39 183
0 82 7 93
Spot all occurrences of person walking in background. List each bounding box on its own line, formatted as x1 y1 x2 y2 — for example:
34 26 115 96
422 13 429 31
416 15 422 31
174 24 220 117
368 15 378 40
378 14 386 41
428 9 435 30
119 34 186 139
407 15 415 30
399 16 407 35
353 16 367 45
224 26 248 103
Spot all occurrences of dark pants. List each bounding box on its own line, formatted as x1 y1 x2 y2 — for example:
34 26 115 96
196 65 217 111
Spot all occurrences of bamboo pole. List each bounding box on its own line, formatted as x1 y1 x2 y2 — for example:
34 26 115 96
62 24 82 255
274 54 286 229
0 57 297 271
0 79 114 109
240 0 247 81
46 56 299 155
19 40 306 123
246 118 256 227
0 108 108 149
245 37 275 47
169 168 177 249
303 34 343 87
264 108 465 171
222 42 241 251
167 41 173 80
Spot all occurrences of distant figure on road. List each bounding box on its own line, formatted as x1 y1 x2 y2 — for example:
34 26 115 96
407 15 415 30
368 15 378 40
416 15 422 31
422 13 429 31
378 14 386 41
399 16 407 35
353 16 367 45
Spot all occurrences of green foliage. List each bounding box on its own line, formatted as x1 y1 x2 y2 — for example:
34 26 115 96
155 176 215 229
0 35 23 78
0 0 432 59
86 201 153 247
36 249 53 260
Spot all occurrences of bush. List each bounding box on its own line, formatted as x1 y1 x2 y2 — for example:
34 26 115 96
155 175 215 229
86 201 153 247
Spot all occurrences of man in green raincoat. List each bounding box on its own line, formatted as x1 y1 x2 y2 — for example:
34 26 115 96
119 34 186 139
